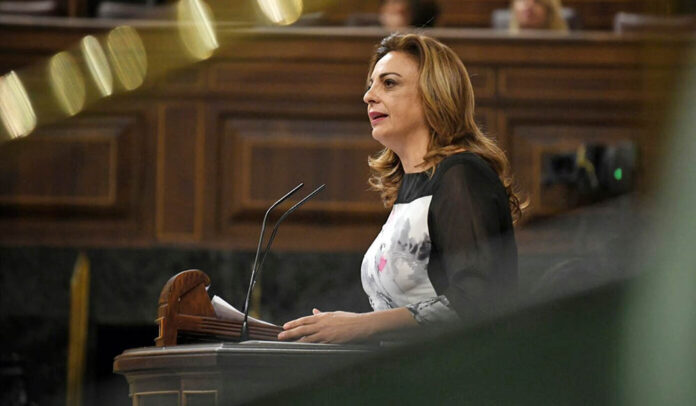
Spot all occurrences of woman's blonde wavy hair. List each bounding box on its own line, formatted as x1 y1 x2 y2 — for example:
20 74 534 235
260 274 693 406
366 33 525 221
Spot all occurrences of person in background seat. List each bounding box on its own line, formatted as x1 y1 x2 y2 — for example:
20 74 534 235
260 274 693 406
380 0 440 30
509 0 568 31
348 0 440 30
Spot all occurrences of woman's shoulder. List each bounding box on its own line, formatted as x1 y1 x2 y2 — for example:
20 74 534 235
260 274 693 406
433 152 500 186
430 152 510 216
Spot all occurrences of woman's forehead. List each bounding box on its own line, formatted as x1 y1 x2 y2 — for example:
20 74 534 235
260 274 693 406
372 52 418 78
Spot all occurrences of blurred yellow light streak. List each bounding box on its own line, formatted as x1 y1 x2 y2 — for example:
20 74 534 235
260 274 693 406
106 26 147 91
49 51 86 117
81 35 113 97
257 0 303 26
177 0 219 60
0 71 37 139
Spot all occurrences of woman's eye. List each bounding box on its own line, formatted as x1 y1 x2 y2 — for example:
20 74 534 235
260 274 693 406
384 79 396 87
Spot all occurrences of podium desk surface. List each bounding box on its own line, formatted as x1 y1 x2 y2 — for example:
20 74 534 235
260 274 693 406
113 342 377 405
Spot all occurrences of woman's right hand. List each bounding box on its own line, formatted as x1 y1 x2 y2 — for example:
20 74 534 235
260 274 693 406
277 308 375 344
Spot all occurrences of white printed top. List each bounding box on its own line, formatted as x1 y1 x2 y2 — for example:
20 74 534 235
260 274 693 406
361 153 518 324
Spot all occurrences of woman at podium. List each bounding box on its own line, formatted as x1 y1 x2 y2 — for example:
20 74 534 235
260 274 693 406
279 33 522 343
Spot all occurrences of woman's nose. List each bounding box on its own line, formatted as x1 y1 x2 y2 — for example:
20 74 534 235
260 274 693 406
363 86 377 104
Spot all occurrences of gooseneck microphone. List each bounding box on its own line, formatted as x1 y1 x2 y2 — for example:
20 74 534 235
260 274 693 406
240 183 326 341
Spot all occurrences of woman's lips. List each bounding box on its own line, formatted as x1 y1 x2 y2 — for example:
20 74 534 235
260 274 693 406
369 112 388 124
371 115 387 125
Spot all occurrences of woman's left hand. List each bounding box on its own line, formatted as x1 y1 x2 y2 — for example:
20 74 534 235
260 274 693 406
277 308 374 344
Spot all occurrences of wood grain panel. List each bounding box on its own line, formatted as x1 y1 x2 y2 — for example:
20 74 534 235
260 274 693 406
499 67 643 102
0 113 152 245
156 104 204 241
155 65 207 91
447 39 644 67
438 0 509 27
213 33 375 62
210 61 368 100
468 66 496 100
476 107 498 137
0 135 114 206
0 117 133 210
220 118 382 224
560 0 646 30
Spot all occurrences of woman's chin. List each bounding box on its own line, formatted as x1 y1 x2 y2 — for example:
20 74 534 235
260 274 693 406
371 129 389 146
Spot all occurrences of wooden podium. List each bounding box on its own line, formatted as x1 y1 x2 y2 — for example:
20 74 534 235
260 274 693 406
113 341 374 405
114 271 374 405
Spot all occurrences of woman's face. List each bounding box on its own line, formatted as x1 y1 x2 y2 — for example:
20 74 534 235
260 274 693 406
513 0 550 29
363 51 428 150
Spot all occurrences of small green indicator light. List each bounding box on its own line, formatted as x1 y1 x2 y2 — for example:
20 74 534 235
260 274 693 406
614 168 623 181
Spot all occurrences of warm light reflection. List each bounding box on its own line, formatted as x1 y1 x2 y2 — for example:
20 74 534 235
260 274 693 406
257 0 303 26
81 35 113 97
0 71 37 139
106 26 147 91
49 51 86 116
177 0 219 60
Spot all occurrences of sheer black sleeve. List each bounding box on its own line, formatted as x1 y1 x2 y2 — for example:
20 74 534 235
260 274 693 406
406 155 518 324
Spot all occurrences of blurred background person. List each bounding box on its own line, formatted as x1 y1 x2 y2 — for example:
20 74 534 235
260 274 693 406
509 0 568 31
348 0 440 29
379 0 412 30
380 0 440 30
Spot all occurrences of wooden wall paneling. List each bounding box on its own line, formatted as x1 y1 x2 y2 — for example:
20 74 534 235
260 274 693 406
563 0 646 30
221 118 380 218
199 103 224 243
318 0 377 25
153 64 208 94
217 116 386 251
0 116 142 213
447 37 643 67
467 65 497 101
66 0 86 17
0 129 116 208
0 114 150 244
155 103 205 242
210 60 369 101
214 31 376 61
90 100 160 244
498 67 644 102
438 0 509 28
476 107 500 140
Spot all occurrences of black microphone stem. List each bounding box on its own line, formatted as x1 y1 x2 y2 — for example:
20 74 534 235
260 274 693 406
255 184 326 282
240 184 326 341
241 183 303 341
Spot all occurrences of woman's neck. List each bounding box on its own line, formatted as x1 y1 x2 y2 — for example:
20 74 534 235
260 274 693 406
393 131 430 174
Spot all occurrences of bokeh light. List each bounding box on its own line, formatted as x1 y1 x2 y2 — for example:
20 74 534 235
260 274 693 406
0 71 37 139
106 26 147 91
49 51 86 116
256 0 303 26
81 35 113 97
177 0 219 60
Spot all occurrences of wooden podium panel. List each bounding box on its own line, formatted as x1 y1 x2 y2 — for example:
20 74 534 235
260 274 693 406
113 342 374 405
